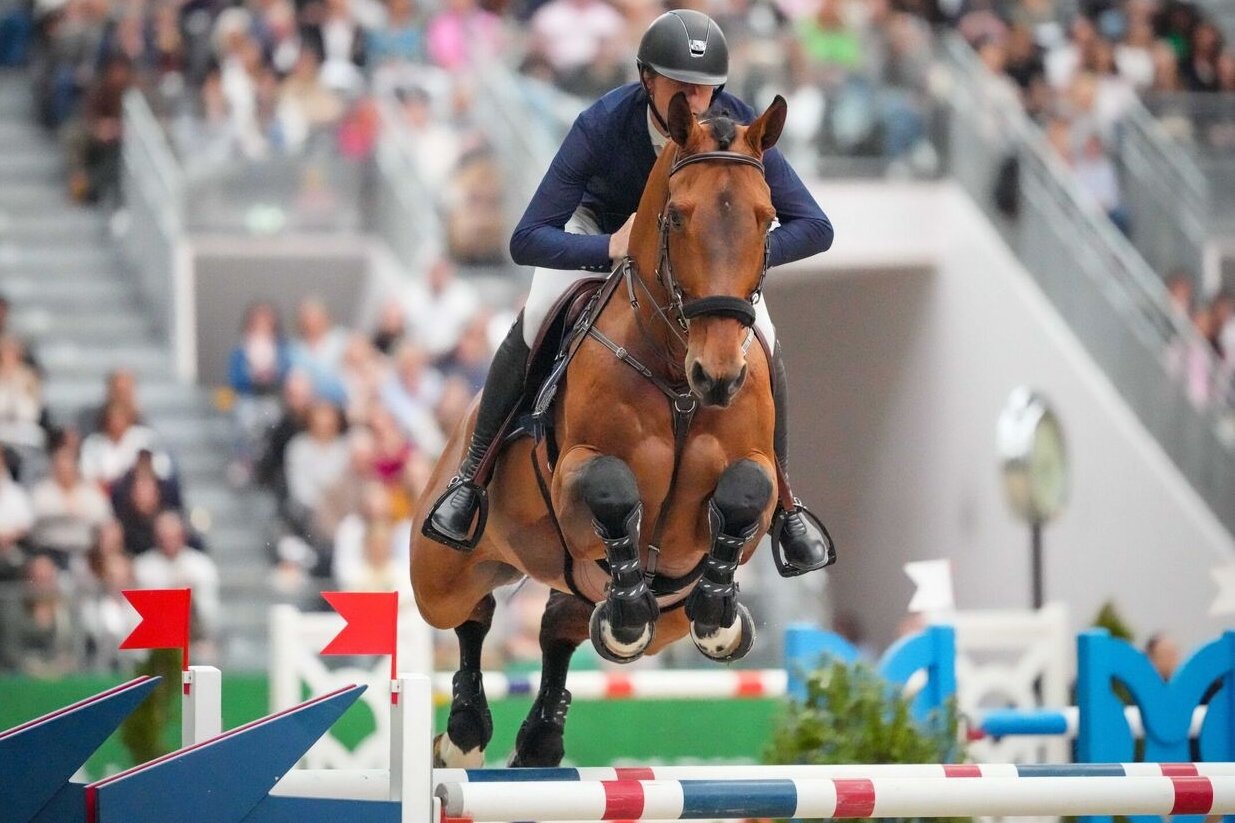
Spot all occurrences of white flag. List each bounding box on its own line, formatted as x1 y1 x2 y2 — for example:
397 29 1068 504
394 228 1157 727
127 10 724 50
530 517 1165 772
905 558 955 613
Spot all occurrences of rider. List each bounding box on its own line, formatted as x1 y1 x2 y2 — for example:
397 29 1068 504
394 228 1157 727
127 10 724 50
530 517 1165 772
424 9 835 576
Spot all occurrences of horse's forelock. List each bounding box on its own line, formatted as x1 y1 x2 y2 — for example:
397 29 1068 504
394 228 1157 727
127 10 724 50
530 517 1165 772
699 106 738 151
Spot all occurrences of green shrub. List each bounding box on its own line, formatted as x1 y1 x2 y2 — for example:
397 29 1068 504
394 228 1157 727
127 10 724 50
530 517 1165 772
763 658 969 823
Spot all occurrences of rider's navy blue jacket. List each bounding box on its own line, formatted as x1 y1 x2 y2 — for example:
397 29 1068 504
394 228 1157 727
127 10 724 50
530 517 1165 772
509 82 834 272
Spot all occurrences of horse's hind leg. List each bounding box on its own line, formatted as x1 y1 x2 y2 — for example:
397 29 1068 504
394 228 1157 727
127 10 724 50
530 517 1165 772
577 455 660 663
509 590 590 767
435 594 496 768
685 458 772 662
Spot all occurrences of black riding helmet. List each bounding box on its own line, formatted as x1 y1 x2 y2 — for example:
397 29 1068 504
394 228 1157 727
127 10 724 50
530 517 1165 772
636 10 729 88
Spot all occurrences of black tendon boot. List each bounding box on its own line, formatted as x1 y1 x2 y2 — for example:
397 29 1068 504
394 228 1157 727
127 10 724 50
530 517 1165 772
423 317 531 550
769 343 837 577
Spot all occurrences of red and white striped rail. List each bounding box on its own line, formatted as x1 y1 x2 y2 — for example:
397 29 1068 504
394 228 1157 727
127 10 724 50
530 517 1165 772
436 774 1235 821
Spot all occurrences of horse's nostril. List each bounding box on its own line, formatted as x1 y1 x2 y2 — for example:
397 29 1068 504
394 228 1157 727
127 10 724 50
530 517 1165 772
690 361 711 390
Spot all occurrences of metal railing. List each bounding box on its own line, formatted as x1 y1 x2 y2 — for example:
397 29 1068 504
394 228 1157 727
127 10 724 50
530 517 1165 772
121 89 185 343
1140 91 1235 226
1118 99 1211 278
939 34 1235 536
373 94 443 272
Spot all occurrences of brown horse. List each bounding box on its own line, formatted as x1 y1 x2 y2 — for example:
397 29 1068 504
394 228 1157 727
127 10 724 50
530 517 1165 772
411 92 788 768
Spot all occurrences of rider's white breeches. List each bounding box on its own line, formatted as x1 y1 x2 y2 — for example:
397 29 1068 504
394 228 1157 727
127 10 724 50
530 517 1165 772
522 208 777 351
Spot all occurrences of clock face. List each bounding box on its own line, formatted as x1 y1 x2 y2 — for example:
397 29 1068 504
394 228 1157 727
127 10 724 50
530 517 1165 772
998 389 1068 524
1028 412 1067 520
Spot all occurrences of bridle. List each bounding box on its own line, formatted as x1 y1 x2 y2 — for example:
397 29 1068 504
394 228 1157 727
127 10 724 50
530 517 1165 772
653 150 772 332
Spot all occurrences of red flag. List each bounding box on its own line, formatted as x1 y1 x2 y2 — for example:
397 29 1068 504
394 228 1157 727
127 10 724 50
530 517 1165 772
120 589 191 669
321 591 399 658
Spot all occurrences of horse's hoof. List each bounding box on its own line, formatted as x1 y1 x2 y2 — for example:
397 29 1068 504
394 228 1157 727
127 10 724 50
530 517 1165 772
589 601 654 663
690 602 755 662
433 731 486 768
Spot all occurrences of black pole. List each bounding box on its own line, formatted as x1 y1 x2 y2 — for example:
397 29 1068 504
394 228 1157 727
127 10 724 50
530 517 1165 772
1031 520 1044 610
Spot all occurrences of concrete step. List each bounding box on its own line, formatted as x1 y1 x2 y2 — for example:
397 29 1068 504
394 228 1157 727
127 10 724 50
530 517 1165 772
0 183 78 210
37 341 173 379
2 276 133 308
10 307 156 342
43 378 204 417
0 153 63 181
0 241 119 266
0 208 106 241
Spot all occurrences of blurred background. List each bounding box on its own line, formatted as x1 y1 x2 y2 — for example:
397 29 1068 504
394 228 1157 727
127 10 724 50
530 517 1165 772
0 0 1232 688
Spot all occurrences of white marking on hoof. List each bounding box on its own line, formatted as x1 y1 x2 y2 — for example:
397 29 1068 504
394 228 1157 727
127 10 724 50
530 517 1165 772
438 731 485 768
601 619 652 659
691 619 743 659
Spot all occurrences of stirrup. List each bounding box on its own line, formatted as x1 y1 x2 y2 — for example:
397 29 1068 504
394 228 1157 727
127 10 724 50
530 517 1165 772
769 500 836 578
421 476 490 551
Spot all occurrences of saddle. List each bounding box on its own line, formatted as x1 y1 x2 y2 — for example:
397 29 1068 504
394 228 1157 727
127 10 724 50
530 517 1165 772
469 271 621 487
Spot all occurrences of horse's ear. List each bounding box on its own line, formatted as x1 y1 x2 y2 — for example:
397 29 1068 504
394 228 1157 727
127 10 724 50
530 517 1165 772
667 92 694 147
746 95 788 154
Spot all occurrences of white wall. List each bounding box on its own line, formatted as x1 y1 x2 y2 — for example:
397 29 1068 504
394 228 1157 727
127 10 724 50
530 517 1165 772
765 181 1235 651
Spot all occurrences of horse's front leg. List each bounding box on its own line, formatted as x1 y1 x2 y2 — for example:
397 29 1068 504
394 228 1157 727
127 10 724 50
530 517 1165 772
509 590 590 767
435 594 495 767
685 459 773 662
559 451 659 663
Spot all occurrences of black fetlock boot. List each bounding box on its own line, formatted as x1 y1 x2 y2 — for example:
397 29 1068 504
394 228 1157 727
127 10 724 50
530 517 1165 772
769 343 837 577
589 506 659 663
423 317 531 550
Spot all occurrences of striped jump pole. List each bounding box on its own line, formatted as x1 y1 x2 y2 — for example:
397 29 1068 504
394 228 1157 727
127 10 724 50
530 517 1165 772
431 670 786 702
973 705 1207 739
436 774 1235 821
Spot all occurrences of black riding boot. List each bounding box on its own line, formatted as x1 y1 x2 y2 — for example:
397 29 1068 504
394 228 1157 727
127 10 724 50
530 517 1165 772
770 343 837 577
423 317 531 550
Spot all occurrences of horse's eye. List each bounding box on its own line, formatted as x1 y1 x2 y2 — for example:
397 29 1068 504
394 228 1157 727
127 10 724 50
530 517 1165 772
667 206 685 232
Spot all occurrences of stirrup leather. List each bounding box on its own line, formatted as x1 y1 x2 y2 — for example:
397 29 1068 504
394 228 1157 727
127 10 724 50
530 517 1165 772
769 499 836 578
421 475 490 551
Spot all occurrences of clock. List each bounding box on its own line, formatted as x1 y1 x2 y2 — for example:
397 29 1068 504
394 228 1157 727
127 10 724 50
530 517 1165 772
997 387 1069 524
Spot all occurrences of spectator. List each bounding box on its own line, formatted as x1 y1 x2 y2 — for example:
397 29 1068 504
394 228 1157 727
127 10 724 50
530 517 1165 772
66 54 132 204
403 256 480 357
18 554 75 677
1145 631 1181 680
0 295 39 375
77 545 136 671
426 0 504 73
256 368 315 494
0 448 32 557
0 335 43 450
1071 131 1128 232
228 301 291 476
527 0 625 92
113 466 184 556
380 341 445 454
366 0 425 69
312 425 377 540
283 399 349 523
372 296 409 355
78 368 143 436
133 511 221 645
1181 21 1223 92
436 314 493 394
339 332 384 425
394 84 459 190
290 297 348 404
79 401 158 489
331 479 410 591
277 48 345 152
29 441 112 567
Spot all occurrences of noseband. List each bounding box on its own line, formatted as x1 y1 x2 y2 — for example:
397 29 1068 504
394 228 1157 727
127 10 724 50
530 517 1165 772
655 150 772 331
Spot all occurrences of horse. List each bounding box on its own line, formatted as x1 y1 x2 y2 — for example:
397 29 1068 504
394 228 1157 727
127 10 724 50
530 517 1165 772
411 91 789 768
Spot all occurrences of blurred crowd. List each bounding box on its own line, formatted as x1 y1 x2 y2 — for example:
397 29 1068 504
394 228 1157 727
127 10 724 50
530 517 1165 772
224 256 507 599
3 0 1234 677
0 292 215 676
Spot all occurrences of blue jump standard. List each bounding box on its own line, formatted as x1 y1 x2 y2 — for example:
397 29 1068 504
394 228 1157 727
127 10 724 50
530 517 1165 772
85 683 406 823
0 676 160 823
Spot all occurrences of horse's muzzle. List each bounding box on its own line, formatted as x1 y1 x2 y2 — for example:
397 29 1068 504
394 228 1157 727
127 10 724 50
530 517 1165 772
689 361 748 407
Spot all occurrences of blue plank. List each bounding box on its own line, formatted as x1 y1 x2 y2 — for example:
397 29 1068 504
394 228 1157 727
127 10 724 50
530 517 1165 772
90 685 365 823
0 676 158 823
